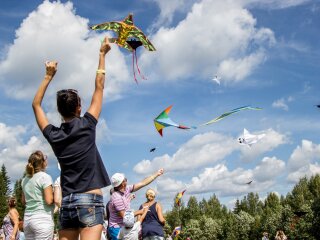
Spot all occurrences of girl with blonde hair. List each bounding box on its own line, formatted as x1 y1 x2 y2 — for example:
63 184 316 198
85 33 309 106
138 189 165 240
21 150 54 240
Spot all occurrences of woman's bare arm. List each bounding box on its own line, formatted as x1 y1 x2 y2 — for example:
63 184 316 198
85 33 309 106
32 61 57 131
87 37 111 120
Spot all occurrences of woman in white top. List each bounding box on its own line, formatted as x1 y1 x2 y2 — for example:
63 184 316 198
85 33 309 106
21 150 54 240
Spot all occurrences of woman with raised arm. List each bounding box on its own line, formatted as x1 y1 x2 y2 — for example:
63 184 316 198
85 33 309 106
32 37 111 240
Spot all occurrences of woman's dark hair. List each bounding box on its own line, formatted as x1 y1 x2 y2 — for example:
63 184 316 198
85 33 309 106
56 89 81 118
26 150 46 177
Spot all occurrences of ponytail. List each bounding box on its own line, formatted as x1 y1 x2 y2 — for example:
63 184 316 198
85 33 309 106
25 162 34 177
26 150 46 177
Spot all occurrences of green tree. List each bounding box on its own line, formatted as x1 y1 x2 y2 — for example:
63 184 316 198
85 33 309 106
0 164 11 225
234 211 254 240
199 215 221 240
13 178 25 218
183 219 202 240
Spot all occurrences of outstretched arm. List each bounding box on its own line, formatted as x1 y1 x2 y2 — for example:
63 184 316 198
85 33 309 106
87 37 111 120
32 61 57 131
133 168 164 192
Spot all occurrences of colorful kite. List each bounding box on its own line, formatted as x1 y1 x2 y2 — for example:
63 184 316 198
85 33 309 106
175 189 186 207
199 106 262 126
172 226 182 237
154 106 190 137
90 13 156 83
238 128 266 147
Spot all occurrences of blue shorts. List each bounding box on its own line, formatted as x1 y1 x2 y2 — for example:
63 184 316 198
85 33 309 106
59 193 105 230
108 227 121 240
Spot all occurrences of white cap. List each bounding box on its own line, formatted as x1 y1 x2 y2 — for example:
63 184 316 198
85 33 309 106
123 209 135 228
111 173 125 187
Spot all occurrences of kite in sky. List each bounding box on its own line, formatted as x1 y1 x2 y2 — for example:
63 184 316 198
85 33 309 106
150 147 157 152
175 189 186 207
172 226 182 238
154 106 190 137
212 75 221 85
316 105 320 108
246 180 253 185
198 106 262 126
238 128 266 147
90 13 156 83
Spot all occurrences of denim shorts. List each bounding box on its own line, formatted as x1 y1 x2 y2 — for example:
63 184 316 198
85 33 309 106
59 193 105 230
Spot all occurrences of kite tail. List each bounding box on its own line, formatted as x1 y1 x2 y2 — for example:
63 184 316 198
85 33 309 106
134 50 147 80
132 51 138 84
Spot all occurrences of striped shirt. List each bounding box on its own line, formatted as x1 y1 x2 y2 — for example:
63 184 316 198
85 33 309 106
108 185 134 228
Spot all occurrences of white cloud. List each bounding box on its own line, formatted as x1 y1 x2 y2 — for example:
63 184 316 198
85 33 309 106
253 156 285 182
287 140 320 182
141 0 275 83
134 129 286 174
150 0 193 27
133 132 237 174
0 122 53 180
0 1 130 101
245 0 311 9
272 96 294 111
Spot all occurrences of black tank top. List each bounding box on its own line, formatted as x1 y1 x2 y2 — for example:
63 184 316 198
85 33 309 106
140 202 164 238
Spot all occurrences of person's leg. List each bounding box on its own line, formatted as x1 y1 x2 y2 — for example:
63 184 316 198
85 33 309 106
79 224 103 240
59 229 80 240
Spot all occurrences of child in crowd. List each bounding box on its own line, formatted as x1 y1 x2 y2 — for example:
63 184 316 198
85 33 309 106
118 207 149 240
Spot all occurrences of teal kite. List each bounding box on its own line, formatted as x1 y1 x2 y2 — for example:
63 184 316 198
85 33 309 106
154 106 190 137
199 106 262 126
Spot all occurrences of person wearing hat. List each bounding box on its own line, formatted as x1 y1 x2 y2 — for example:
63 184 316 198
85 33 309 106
108 169 164 240
118 206 149 240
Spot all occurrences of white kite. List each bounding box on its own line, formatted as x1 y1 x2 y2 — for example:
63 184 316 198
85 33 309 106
238 128 265 147
212 75 221 85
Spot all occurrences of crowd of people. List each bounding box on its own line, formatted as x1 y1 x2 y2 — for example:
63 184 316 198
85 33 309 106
0 38 168 240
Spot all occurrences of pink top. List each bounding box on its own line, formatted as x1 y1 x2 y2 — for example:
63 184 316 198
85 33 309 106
108 185 134 228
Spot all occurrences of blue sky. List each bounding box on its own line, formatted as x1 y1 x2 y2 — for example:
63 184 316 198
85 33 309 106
0 0 319 211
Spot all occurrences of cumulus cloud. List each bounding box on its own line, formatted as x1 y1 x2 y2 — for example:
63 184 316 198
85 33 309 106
0 1 130 101
156 158 284 197
287 140 320 182
252 156 285 182
134 129 286 175
141 0 275 83
0 122 53 180
133 132 238 174
150 0 194 28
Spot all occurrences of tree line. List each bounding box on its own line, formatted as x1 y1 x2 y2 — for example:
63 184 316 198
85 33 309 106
164 174 320 240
